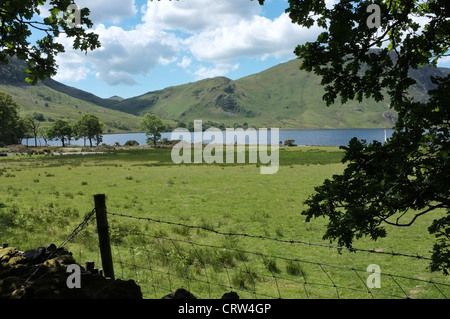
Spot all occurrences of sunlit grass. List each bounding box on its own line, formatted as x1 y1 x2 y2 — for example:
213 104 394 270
1 146 448 299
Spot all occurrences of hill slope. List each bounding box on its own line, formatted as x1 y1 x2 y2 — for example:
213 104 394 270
0 58 141 133
109 59 450 129
2 57 449 131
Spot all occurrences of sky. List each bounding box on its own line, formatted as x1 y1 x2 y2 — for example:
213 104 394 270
44 0 450 100
50 0 313 99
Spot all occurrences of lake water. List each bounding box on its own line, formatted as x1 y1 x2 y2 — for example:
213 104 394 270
23 128 394 147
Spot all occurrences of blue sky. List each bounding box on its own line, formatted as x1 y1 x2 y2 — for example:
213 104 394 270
52 0 310 99
49 0 450 100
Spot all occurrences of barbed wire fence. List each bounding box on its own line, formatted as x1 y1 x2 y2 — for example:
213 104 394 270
91 195 450 299
29 194 450 299
24 208 97 284
104 212 450 299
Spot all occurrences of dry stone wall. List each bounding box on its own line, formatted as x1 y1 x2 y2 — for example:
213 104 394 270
0 244 142 299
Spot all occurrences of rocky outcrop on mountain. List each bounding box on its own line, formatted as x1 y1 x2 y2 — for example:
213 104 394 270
382 111 398 124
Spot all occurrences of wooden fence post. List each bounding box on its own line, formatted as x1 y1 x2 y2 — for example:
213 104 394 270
94 194 115 280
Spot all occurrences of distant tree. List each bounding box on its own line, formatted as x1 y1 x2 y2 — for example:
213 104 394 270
39 126 51 146
140 114 167 148
176 121 187 129
112 120 129 131
33 112 46 122
74 114 104 147
0 91 24 145
0 0 100 84
17 117 33 146
25 116 41 147
124 140 140 147
48 119 72 147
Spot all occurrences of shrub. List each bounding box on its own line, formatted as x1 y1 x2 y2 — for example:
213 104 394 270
124 140 140 146
231 267 258 289
283 139 296 147
286 260 306 277
264 258 280 273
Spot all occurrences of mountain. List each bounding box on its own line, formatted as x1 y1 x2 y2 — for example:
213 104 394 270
1 57 449 131
0 58 141 133
108 58 450 129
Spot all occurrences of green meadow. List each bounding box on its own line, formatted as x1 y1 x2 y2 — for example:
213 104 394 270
0 146 449 299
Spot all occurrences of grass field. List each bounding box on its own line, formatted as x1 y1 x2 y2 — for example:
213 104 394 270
0 146 449 299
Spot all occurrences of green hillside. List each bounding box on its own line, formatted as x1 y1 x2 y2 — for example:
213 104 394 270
235 59 395 129
1 57 449 131
0 58 141 133
108 59 399 129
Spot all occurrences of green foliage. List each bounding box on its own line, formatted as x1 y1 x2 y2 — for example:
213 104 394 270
33 113 46 122
139 113 167 147
73 113 105 147
285 260 305 277
429 214 450 275
257 0 450 274
263 258 280 274
0 91 28 146
47 119 72 147
23 115 41 147
0 0 100 84
274 0 449 108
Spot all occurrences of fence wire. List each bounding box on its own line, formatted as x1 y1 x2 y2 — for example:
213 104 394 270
25 209 97 283
105 211 450 299
13 197 450 299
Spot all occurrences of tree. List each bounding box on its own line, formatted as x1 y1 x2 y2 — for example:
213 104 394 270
0 91 24 146
0 0 100 84
25 116 41 147
140 114 167 148
48 119 72 147
39 126 51 146
33 112 46 122
74 114 104 147
256 0 450 274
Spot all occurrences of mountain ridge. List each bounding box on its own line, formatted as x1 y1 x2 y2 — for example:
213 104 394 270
0 57 140 133
1 57 449 130
108 58 450 129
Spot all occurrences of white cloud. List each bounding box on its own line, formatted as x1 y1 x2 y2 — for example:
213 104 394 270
143 0 321 68
54 52 90 82
55 23 179 86
194 63 239 80
95 70 137 86
39 0 137 24
325 0 339 9
438 55 450 68
91 24 179 85
177 56 192 69
143 0 262 33
75 0 137 24
186 13 321 63
55 0 321 86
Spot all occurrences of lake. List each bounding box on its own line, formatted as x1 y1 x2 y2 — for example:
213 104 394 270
23 128 394 147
